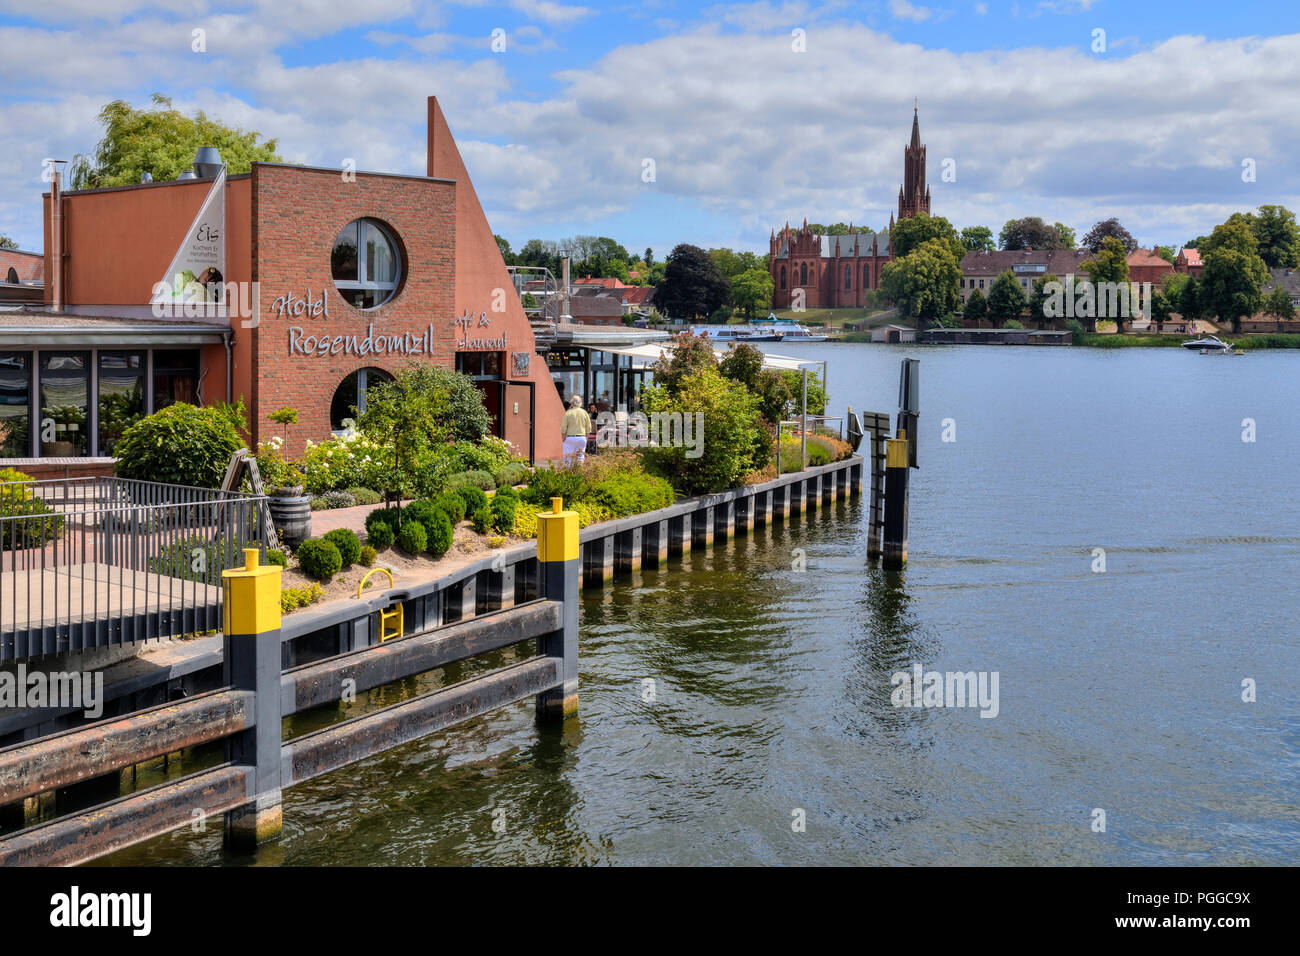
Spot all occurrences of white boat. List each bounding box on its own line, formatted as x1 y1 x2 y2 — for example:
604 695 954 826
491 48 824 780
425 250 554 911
1181 334 1233 353
689 324 760 342
751 315 828 342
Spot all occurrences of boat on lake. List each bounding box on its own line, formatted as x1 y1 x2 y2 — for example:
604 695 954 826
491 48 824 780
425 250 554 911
1181 334 1233 353
748 314 828 342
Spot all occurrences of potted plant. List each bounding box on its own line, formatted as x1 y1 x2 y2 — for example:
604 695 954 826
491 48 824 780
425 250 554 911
257 423 311 549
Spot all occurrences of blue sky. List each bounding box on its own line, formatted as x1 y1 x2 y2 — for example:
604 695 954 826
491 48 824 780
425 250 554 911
1 1 1298 257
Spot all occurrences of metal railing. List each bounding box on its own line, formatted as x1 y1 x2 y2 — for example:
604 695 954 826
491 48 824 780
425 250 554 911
0 476 269 661
507 264 559 348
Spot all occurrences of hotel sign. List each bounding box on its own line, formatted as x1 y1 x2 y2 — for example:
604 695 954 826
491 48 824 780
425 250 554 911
288 324 437 357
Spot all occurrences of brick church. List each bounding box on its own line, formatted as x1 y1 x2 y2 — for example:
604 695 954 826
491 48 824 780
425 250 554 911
769 107 930 309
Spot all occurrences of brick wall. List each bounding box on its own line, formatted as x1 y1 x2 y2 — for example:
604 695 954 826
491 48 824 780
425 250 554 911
251 164 457 457
0 249 43 283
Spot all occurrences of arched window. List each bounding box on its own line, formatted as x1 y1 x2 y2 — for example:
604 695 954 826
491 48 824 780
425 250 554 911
844 264 852 290
4 267 17 284
863 265 871 289
800 262 808 286
330 366 394 431
780 265 786 290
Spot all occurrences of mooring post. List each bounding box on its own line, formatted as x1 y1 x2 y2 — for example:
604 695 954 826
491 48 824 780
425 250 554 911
882 438 910 570
536 497 579 723
221 547 283 850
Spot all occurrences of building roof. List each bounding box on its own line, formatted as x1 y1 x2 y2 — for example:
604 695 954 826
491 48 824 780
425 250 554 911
1177 247 1202 266
773 229 890 259
622 286 655 306
573 276 630 289
0 309 228 345
1127 247 1173 268
1264 267 1300 295
568 295 624 318
959 248 1091 275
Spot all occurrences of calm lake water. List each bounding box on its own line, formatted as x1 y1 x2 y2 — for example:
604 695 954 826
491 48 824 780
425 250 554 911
100 343 1299 866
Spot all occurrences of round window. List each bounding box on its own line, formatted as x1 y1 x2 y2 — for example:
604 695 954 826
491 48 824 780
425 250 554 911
331 218 402 310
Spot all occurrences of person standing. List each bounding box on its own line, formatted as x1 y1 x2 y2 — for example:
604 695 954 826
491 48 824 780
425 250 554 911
562 395 592 465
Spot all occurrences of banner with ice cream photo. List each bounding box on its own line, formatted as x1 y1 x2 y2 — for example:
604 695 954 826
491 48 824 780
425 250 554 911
150 166 226 313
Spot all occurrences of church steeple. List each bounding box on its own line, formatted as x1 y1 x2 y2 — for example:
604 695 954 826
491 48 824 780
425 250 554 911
899 102 930 220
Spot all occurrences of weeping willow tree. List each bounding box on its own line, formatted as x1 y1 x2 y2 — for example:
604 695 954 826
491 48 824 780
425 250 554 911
70 93 282 189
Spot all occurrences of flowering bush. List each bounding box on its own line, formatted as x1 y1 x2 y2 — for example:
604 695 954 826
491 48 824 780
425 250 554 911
298 432 388 494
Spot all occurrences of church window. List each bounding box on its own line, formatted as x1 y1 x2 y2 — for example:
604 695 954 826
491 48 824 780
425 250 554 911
800 262 807 286
864 265 871 289
780 266 787 290
844 265 852 290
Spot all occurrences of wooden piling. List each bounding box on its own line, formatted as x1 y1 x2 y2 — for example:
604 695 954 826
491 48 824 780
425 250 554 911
882 438 910 570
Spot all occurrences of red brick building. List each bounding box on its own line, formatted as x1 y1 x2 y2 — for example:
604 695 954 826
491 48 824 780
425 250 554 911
1174 247 1202 276
1126 247 1175 285
0 96 563 468
0 248 43 284
769 108 930 309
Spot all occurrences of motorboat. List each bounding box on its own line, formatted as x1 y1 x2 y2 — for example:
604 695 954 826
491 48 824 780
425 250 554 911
750 315 828 342
1181 334 1233 353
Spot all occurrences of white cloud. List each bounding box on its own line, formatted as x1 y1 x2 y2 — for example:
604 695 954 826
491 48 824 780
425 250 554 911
890 0 932 21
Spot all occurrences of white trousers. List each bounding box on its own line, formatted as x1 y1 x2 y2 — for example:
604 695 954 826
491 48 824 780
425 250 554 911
562 435 587 464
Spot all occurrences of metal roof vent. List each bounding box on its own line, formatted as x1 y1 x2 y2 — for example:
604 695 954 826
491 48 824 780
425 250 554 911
176 170 197 180
193 147 223 179
140 171 153 184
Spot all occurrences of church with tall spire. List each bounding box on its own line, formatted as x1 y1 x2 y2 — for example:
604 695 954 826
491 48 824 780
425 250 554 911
768 106 932 309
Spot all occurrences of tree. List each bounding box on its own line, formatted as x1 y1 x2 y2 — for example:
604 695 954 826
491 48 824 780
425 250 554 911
70 94 281 189
999 217 1068 250
1264 286 1296 323
1081 218 1137 254
1081 237 1132 332
1250 205 1300 268
730 266 774 320
1176 274 1202 323
1028 274 1060 328
0 235 18 250
1155 245 1176 263
879 237 961 329
494 235 514 264
1199 219 1268 334
357 364 492 499
960 226 995 253
644 247 654 268
1055 222 1077 248
892 214 965 262
709 248 760 278
1150 288 1174 333
986 270 1027 327
656 244 731 320
964 288 987 324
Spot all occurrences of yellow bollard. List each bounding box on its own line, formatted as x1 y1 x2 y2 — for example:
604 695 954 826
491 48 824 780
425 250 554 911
536 497 579 722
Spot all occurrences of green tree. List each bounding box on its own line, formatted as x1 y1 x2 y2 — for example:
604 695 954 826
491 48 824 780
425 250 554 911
1176 274 1202 323
730 265 774 319
357 364 492 499
656 244 731 320
880 237 961 329
963 287 987 324
70 94 281 189
960 225 995 253
494 235 514 264
1080 237 1132 331
650 331 718 394
0 235 18 250
892 213 965 262
1055 222 1077 248
1264 286 1296 322
640 367 763 495
644 247 654 268
1250 205 1300 268
1155 245 1176 263
1028 273 1060 328
986 270 1027 327
1150 288 1174 332
999 217 1068 250
1199 219 1268 334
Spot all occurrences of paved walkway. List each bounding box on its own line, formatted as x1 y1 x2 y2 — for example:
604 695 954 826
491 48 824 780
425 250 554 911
306 500 411 538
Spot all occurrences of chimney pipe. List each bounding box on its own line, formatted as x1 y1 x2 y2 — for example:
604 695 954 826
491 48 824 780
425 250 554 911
561 255 571 323
193 147 223 179
50 169 63 314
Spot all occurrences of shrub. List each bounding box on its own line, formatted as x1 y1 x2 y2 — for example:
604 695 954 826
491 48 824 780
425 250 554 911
487 535 506 548
323 528 362 566
1065 318 1085 344
495 462 530 488
455 485 488 516
297 538 343 581
0 467 34 503
298 432 388 495
589 471 675 517
346 487 383 506
396 520 427 555
806 440 832 466
368 520 395 549
359 544 377 567
322 490 357 510
640 367 763 495
512 502 544 538
113 401 245 489
426 510 454 558
267 548 287 567
434 492 467 524
280 582 326 613
522 467 588 506
402 499 440 529
490 486 518 534
365 506 402 537
309 496 329 511
471 505 492 535
573 501 613 528
444 469 497 492
0 496 64 550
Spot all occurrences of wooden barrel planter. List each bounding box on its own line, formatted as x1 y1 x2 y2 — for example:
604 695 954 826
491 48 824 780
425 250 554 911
269 494 311 550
